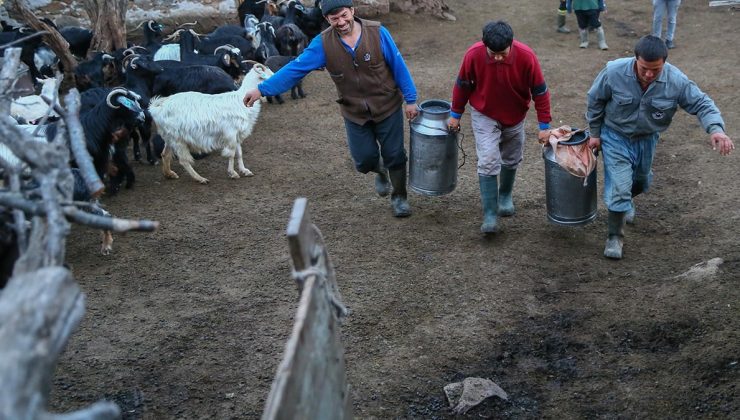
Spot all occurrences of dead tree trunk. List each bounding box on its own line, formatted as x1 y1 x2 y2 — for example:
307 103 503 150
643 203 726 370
0 268 120 419
82 0 127 55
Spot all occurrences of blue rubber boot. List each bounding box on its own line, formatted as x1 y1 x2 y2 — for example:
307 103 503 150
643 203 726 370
479 175 499 234
498 167 516 217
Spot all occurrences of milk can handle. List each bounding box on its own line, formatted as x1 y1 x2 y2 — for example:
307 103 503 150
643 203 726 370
408 119 468 170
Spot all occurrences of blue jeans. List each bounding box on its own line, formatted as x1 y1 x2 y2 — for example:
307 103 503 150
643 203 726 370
652 0 681 41
600 126 659 213
343 107 407 173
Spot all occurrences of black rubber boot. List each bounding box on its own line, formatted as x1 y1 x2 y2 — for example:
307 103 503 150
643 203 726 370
372 162 391 197
604 211 626 259
479 175 499 234
498 167 516 217
389 167 411 218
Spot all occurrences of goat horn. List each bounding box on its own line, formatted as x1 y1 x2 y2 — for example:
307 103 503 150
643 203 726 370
123 47 139 56
121 54 138 71
178 21 198 29
148 20 157 31
106 88 130 109
163 30 181 42
213 44 237 55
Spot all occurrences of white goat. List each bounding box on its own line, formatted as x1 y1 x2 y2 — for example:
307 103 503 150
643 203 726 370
10 75 61 123
148 63 273 184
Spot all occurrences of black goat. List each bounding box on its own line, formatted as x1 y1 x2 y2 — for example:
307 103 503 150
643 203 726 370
296 0 328 39
238 0 267 23
60 88 145 193
173 29 249 79
0 27 45 82
264 55 305 104
75 52 117 91
151 63 237 97
120 55 165 164
255 22 279 64
59 26 93 58
275 24 307 57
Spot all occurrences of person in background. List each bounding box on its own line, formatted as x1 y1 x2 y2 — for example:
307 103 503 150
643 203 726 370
567 0 608 50
243 0 419 218
447 21 552 234
586 35 734 259
556 1 571 33
652 0 682 49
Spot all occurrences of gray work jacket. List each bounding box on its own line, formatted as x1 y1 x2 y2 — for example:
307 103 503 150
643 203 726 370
586 57 725 139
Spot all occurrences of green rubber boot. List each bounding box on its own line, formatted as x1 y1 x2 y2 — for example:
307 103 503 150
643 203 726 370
479 175 499 234
557 13 570 33
498 167 517 217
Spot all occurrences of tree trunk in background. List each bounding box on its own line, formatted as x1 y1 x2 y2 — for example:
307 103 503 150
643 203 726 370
82 0 127 55
390 0 455 21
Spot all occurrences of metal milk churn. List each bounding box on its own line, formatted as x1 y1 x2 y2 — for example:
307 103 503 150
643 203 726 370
408 99 458 196
542 130 598 226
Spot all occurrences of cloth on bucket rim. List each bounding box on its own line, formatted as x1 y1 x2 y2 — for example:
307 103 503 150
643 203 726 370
541 125 597 181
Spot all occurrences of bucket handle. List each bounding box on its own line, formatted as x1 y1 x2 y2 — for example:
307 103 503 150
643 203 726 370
409 121 468 169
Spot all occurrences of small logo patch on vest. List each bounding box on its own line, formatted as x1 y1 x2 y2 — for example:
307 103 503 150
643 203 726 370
652 111 665 120
363 53 371 62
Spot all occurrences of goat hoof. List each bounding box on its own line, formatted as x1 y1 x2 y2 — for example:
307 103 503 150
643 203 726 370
239 169 254 177
228 171 240 179
164 171 179 179
197 178 209 184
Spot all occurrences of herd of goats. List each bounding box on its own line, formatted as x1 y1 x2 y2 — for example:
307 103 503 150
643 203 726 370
0 0 325 283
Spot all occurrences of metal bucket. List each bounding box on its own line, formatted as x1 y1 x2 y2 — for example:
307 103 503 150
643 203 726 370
542 130 598 226
408 99 458 196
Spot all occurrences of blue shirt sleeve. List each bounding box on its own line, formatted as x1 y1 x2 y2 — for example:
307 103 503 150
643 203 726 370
379 26 417 105
257 35 326 96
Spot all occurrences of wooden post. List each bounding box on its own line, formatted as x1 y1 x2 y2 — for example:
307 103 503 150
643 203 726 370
262 197 351 420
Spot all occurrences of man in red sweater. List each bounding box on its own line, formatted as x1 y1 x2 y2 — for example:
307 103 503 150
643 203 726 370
448 20 552 234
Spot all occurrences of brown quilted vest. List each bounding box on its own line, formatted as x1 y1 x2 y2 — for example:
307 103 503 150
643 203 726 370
321 18 403 125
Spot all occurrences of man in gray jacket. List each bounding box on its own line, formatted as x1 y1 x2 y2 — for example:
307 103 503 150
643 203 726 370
586 35 734 259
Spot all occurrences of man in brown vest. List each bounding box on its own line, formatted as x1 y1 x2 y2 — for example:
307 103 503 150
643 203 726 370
243 0 419 217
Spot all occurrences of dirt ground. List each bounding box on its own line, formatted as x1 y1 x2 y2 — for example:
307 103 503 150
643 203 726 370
48 0 739 418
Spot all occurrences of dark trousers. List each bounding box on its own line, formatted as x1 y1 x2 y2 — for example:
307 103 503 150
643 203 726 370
575 9 602 29
343 107 407 173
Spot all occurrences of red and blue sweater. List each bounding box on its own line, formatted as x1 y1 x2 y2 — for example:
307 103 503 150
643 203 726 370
451 40 552 129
